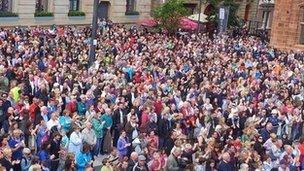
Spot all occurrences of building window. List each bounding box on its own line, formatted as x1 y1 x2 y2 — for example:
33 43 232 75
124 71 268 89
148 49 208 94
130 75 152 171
70 0 79 11
126 0 136 12
261 10 270 29
299 7 304 44
0 0 12 12
36 0 48 12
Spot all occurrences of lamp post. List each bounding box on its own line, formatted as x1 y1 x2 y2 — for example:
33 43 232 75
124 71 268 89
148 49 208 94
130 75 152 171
89 0 99 66
197 0 203 33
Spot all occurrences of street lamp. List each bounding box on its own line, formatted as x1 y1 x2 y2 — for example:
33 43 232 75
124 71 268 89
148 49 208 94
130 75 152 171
197 0 203 33
89 0 99 67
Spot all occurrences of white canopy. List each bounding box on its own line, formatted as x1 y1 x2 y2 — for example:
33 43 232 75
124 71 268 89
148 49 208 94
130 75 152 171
188 13 208 23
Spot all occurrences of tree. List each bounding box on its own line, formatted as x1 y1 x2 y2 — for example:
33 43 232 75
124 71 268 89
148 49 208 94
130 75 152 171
152 0 189 34
205 0 240 28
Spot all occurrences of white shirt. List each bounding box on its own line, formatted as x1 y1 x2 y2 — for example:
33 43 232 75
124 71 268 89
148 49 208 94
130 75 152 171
47 119 61 130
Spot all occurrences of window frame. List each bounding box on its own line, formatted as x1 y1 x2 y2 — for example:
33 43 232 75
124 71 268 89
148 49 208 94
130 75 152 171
36 0 48 12
0 0 12 12
126 0 136 13
299 7 304 44
69 0 79 11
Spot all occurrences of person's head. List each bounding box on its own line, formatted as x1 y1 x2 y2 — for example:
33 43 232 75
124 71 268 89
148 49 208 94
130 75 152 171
130 151 138 161
12 129 21 138
110 147 117 156
138 155 146 166
83 143 91 153
73 126 81 133
53 132 61 141
23 148 31 157
2 148 12 159
120 130 126 138
172 147 182 157
85 122 92 129
51 112 58 120
0 134 8 147
102 158 110 166
266 122 273 131
222 152 231 163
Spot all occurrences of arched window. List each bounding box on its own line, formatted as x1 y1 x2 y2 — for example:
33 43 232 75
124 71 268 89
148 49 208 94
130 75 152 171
70 0 79 11
299 7 304 44
126 0 136 13
36 0 48 12
0 0 12 12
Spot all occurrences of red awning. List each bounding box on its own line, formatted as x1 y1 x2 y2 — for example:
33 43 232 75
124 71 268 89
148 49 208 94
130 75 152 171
180 18 198 30
138 19 158 27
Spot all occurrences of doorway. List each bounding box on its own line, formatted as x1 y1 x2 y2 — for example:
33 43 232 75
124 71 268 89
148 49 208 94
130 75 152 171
98 1 110 19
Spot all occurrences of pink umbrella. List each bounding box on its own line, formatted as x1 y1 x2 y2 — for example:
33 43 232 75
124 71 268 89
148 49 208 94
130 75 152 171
180 18 198 30
138 19 158 27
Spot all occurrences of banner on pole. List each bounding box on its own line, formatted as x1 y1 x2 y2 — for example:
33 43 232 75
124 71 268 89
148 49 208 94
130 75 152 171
218 6 230 34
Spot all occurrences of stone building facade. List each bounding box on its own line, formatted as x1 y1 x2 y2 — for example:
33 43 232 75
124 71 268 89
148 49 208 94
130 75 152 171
0 0 151 26
270 0 304 50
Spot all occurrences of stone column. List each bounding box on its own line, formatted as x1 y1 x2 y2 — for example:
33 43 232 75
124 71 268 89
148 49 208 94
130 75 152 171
18 0 36 18
11 0 19 13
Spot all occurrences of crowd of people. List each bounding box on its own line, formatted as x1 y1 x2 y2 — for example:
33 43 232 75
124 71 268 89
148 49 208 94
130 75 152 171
0 20 304 171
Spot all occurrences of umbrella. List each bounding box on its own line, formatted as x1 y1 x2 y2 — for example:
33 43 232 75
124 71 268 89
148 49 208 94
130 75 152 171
180 18 198 30
138 19 158 27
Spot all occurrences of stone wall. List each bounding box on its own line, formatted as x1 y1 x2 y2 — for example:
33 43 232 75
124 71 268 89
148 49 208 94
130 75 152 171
0 0 152 26
270 0 304 50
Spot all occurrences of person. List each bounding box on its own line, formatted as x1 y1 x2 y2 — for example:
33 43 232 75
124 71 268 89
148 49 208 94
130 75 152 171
166 147 181 171
0 147 20 170
217 152 235 171
108 147 119 167
49 132 61 171
92 112 105 156
76 143 92 171
127 151 138 171
8 129 25 161
64 153 76 171
1 22 304 170
100 157 114 171
28 156 42 171
59 110 72 133
82 122 97 155
68 126 83 155
133 155 149 171
100 108 113 154
117 131 131 159
21 148 32 171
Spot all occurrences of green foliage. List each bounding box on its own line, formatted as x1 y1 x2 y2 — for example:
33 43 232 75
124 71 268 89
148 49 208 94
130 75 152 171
0 12 18 17
152 0 190 33
205 0 240 28
68 11 86 17
125 11 140 15
223 0 240 27
34 11 54 17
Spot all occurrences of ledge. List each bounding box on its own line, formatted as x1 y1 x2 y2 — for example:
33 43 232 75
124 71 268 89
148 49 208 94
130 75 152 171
0 16 19 20
68 16 86 20
34 16 54 20
125 11 140 16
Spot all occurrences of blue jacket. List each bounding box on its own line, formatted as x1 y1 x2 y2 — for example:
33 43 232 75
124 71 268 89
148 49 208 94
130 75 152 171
76 152 92 171
59 115 72 132
117 137 128 157
8 138 23 160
